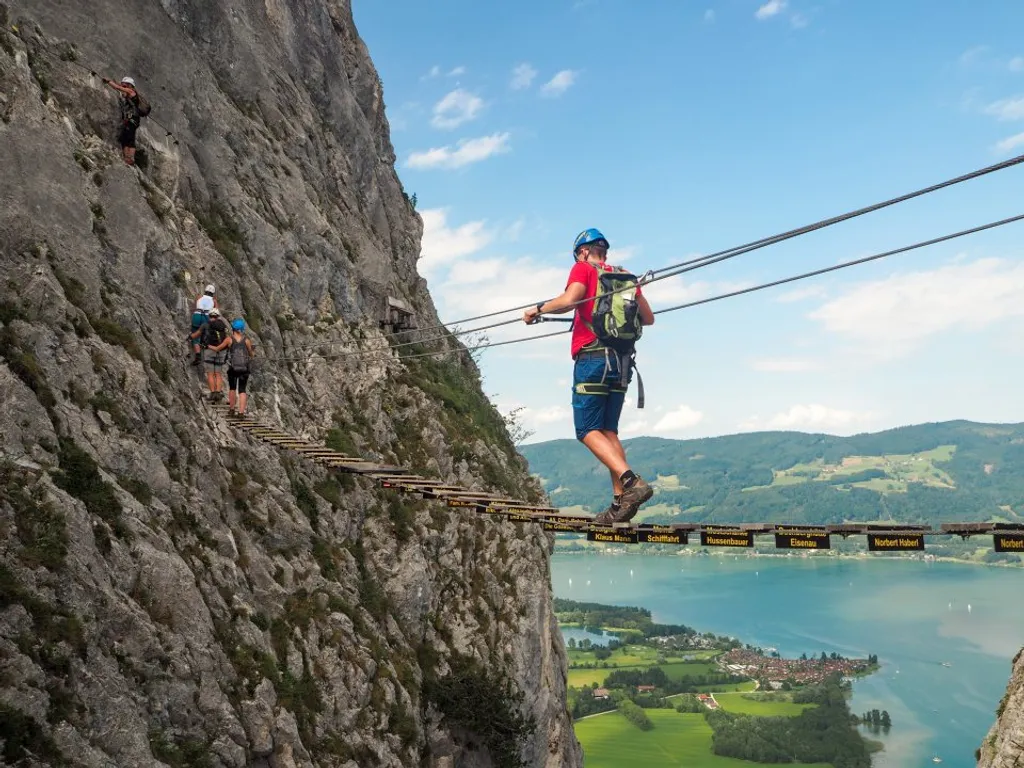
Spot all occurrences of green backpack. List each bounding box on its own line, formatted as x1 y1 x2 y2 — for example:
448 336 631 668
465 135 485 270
585 265 647 408
588 265 644 354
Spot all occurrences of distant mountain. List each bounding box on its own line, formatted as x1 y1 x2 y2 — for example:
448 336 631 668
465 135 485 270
519 421 1024 527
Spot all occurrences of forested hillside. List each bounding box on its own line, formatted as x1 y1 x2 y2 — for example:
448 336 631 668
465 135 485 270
520 421 1024 527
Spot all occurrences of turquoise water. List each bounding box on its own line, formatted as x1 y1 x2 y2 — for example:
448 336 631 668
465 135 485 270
551 553 1024 767
560 627 621 646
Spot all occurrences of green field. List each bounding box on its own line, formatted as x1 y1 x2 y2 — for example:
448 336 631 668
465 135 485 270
741 445 957 494
568 661 723 689
713 692 816 716
568 644 714 667
690 681 757 693
574 710 830 767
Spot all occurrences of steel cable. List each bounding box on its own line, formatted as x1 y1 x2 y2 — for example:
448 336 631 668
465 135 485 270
260 212 1024 369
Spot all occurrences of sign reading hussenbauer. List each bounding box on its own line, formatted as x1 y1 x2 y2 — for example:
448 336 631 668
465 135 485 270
700 530 753 548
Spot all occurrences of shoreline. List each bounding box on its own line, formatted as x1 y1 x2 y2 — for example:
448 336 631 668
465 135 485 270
552 544 1023 569
561 620 887 759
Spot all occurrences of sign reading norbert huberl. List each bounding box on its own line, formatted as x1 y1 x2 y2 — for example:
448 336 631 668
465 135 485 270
867 534 924 551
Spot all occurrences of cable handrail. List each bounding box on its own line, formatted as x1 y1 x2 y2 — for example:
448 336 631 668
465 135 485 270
259 212 1024 367
277 152 1024 356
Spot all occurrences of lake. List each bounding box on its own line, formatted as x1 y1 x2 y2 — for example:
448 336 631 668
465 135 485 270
551 552 1024 767
560 627 622 647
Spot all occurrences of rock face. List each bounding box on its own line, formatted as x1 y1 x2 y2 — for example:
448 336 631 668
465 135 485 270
0 1 583 766
977 648 1024 768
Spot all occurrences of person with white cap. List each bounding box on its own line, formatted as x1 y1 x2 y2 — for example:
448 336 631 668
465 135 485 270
189 284 218 365
102 75 149 165
188 306 230 401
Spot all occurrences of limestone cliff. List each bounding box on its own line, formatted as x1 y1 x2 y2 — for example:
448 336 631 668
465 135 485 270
0 1 582 766
977 648 1024 768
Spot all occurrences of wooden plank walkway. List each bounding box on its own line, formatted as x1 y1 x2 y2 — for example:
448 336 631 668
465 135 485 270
217 409 1024 548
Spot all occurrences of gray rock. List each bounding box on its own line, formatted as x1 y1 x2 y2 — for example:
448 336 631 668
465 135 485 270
242 679 277 757
0 2 582 766
978 647 1024 768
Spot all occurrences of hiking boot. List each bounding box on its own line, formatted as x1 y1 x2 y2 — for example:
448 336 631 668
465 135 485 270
617 476 653 521
209 391 224 402
191 354 201 366
592 502 623 526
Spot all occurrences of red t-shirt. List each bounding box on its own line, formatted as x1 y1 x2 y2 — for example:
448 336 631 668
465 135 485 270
566 261 643 358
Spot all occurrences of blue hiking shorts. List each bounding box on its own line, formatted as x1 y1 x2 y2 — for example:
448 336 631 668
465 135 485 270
572 350 632 441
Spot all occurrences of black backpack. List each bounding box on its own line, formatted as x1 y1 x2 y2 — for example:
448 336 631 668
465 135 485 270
202 319 227 348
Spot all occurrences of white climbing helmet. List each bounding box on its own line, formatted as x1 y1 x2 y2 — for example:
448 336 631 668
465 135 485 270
121 76 136 87
204 284 216 294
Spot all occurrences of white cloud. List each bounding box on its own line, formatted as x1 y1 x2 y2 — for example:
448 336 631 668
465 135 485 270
994 131 1024 154
809 257 1024 358
421 65 441 80
775 285 827 303
488 399 569 439
755 0 786 20
510 63 538 90
429 249 570 348
418 209 494 277
447 66 466 77
1010 57 1024 73
443 257 504 287
653 405 704 434
620 417 650 436
525 405 570 426
430 89 484 129
506 218 526 242
959 45 989 67
790 12 808 28
440 256 566 318
983 96 1024 122
644 275 752 307
704 8 715 22
406 132 512 170
608 245 637 264
750 358 820 373
763 404 871 433
540 70 578 97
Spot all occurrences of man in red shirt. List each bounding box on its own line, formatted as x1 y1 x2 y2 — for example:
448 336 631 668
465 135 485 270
523 228 655 523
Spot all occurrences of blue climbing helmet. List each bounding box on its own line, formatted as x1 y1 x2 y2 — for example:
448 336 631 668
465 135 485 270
231 318 245 332
573 228 610 258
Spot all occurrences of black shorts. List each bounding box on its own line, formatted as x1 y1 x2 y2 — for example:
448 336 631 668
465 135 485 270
228 370 250 394
119 122 138 148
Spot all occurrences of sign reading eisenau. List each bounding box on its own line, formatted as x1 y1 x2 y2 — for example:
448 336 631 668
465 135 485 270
774 532 831 550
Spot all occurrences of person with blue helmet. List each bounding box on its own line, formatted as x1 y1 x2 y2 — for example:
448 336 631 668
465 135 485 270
209 317 256 415
523 228 655 523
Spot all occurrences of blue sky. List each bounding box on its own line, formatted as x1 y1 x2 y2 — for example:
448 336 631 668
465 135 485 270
353 0 1024 444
